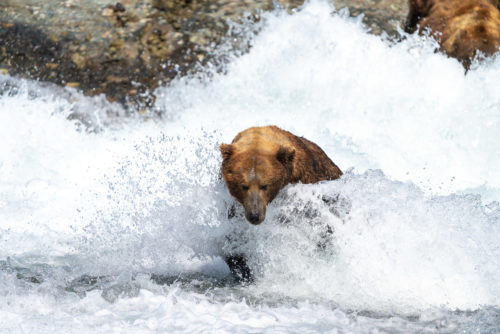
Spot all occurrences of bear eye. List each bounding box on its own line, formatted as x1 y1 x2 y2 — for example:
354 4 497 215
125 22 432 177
242 185 249 191
260 185 268 191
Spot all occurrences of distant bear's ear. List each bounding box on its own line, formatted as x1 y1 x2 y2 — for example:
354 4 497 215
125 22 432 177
405 0 430 32
495 0 500 11
276 146 295 166
408 0 430 14
220 143 234 161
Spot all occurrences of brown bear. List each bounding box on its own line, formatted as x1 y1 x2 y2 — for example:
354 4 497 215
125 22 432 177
220 126 342 225
405 0 500 68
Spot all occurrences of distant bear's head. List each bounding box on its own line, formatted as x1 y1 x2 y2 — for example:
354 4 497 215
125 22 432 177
405 0 500 69
220 144 295 225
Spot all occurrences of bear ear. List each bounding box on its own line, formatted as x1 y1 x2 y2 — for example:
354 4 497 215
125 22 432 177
220 143 234 161
408 0 430 13
405 0 430 32
276 146 295 166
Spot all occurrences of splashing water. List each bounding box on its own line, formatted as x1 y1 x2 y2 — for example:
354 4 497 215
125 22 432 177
1 1 499 332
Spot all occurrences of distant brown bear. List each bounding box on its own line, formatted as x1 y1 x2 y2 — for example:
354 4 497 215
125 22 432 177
405 0 500 68
220 126 342 225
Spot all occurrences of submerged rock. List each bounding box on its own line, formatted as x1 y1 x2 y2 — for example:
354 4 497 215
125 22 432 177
0 0 408 111
333 0 408 36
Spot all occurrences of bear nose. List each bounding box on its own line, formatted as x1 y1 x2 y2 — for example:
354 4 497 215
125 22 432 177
247 212 260 224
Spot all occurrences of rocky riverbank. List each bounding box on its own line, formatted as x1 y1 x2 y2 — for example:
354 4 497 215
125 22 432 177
0 0 408 111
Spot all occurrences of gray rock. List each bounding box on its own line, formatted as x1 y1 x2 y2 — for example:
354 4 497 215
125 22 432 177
0 0 408 111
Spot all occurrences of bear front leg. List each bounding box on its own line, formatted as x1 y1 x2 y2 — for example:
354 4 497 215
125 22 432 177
224 254 253 283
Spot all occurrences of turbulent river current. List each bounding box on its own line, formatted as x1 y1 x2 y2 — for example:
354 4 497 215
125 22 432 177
1 1 499 333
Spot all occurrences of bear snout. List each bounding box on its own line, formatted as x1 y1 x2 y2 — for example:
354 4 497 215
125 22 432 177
244 193 266 225
246 212 262 225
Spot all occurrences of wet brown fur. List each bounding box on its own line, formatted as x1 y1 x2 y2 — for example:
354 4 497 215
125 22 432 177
220 126 342 225
405 0 500 68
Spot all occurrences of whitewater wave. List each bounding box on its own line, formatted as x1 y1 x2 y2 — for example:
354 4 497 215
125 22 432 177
1 0 499 332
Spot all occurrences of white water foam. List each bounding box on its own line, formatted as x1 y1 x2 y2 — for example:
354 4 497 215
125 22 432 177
155 0 500 201
1 0 500 332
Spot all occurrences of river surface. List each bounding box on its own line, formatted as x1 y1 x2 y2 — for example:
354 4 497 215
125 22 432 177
1 1 499 333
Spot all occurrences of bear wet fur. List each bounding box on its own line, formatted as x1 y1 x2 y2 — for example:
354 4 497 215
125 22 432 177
405 0 500 68
219 126 342 283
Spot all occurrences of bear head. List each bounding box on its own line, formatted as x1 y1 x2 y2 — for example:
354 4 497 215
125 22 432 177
405 0 500 69
220 143 295 225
